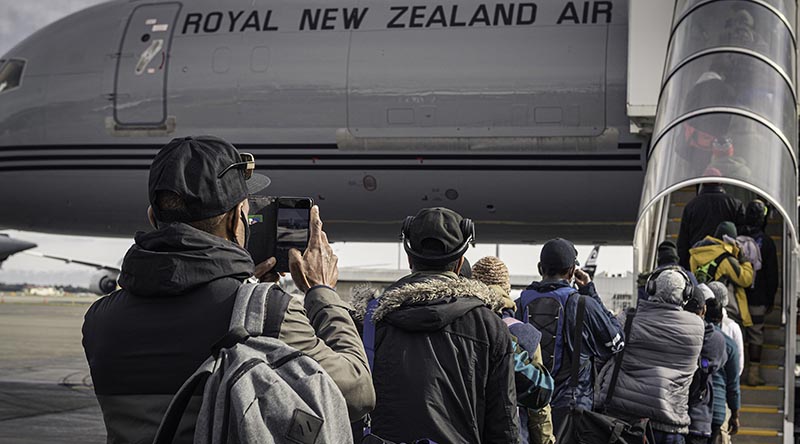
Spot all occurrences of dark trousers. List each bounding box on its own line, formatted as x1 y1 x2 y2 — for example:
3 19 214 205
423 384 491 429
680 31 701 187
710 424 722 444
686 433 710 444
653 430 686 444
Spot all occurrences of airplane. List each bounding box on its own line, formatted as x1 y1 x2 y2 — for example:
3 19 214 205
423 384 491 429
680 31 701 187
0 234 36 266
581 244 601 279
0 0 648 245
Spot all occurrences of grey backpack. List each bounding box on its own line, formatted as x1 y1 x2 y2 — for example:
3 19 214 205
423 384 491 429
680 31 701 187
152 282 352 444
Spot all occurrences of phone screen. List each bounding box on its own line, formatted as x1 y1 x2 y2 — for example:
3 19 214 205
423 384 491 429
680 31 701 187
274 198 311 272
246 197 312 273
247 196 276 267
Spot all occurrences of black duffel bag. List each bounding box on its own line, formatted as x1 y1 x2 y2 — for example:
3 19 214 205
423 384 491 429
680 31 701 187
555 303 655 444
555 407 655 444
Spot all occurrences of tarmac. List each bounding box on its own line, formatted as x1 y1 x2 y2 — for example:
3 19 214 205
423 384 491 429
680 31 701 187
0 298 105 443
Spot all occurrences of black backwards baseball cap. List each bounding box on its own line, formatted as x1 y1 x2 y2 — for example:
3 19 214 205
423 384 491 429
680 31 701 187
403 207 475 266
540 238 579 271
149 136 271 223
684 286 707 314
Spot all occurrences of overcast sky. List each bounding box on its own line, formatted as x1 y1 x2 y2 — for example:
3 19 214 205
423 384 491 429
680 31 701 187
0 0 634 287
0 0 109 56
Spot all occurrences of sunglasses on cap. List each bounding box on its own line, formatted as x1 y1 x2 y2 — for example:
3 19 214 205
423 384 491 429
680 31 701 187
217 152 255 180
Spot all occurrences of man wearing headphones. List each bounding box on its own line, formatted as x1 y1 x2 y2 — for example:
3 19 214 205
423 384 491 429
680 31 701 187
596 269 705 444
353 207 519 443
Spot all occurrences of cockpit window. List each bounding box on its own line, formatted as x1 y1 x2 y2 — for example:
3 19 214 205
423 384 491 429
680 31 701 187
0 60 25 94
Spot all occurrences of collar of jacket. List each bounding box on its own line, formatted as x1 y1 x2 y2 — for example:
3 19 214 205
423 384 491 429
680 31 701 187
690 235 740 258
526 279 571 292
118 222 254 297
699 184 725 195
351 271 504 322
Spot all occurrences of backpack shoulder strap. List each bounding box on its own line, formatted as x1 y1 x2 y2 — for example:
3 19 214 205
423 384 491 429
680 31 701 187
604 307 636 406
229 282 291 339
152 357 216 444
263 286 291 339
710 251 734 275
229 282 269 336
362 298 380 370
567 294 586 391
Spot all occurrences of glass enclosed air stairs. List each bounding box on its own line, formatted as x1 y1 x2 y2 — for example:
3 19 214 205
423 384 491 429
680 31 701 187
633 1 799 443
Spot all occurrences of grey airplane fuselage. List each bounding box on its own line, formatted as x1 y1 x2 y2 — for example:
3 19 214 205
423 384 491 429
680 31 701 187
0 0 647 243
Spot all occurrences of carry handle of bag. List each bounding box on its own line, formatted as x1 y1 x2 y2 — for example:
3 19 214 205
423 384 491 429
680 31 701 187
604 308 636 408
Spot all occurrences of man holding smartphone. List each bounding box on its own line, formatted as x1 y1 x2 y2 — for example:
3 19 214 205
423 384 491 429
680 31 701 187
82 136 374 444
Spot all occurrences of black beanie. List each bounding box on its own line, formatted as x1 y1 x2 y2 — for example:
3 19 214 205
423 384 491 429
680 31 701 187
744 200 768 231
656 240 680 267
714 221 738 239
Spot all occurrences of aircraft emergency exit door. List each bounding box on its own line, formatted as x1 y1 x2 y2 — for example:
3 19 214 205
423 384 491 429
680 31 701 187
114 3 181 126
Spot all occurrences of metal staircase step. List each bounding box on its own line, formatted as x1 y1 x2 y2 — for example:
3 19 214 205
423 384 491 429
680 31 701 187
739 405 783 429
760 345 787 366
758 364 786 386
763 325 786 346
735 427 782 444
741 385 784 405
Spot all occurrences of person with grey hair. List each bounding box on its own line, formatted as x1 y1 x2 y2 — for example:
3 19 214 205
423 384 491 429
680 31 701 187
707 281 745 375
596 269 705 444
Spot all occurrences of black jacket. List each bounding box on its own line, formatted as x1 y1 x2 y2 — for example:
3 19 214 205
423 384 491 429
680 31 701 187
83 223 373 444
741 229 779 309
678 185 744 269
353 272 519 444
688 321 726 437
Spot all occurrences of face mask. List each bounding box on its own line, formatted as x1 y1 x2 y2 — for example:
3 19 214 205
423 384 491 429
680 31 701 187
240 209 250 249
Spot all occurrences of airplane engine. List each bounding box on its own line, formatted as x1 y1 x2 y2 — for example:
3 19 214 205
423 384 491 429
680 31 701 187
89 270 120 295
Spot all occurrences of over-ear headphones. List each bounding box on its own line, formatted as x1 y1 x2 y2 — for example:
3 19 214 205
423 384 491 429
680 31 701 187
401 215 475 265
645 266 693 305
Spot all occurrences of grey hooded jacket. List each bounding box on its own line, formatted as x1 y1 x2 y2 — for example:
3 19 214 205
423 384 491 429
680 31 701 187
596 300 704 434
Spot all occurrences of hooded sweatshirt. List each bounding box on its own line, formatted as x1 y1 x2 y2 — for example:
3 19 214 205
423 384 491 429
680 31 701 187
353 271 519 444
83 223 374 444
689 236 754 326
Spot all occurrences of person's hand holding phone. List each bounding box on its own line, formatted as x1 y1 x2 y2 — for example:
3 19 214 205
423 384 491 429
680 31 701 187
289 205 339 293
254 257 281 283
574 268 591 287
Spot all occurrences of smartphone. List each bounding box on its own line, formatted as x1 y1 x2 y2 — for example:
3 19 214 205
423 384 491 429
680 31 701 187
247 197 312 273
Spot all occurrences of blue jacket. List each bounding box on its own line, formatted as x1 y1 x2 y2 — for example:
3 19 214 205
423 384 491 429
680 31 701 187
712 325 741 426
518 280 624 412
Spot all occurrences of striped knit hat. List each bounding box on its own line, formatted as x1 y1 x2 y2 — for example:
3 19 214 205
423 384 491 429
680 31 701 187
471 256 511 296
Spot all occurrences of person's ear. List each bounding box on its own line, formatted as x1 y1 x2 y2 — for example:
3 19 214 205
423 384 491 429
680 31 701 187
147 206 158 230
537 263 543 276
407 255 414 271
226 206 240 241
567 265 576 280
454 257 466 274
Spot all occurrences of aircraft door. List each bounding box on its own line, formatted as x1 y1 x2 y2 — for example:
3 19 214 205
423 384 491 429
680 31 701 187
114 3 181 127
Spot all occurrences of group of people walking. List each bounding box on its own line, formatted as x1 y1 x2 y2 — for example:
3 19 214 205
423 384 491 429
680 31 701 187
80 136 779 444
